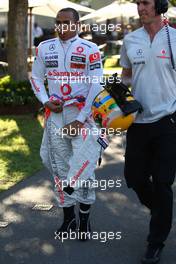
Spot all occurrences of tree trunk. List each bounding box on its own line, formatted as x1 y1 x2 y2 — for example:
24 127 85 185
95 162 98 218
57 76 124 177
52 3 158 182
7 0 28 81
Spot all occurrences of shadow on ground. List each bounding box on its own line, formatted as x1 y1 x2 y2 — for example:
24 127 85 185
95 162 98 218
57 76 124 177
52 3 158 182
0 137 176 264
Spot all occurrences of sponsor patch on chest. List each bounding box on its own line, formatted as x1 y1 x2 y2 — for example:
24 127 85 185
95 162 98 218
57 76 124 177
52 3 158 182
45 60 58 67
133 61 145 65
70 63 86 69
90 63 101 70
45 55 58 60
89 52 100 63
71 56 86 63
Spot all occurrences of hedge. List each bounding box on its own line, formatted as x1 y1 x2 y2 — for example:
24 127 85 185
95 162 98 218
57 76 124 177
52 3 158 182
0 76 38 106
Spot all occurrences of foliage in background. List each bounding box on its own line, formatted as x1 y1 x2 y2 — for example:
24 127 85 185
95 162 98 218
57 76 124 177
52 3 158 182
0 76 38 106
170 0 176 6
70 0 89 3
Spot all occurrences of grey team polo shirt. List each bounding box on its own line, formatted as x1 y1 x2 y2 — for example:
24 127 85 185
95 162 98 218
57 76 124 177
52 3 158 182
120 26 176 123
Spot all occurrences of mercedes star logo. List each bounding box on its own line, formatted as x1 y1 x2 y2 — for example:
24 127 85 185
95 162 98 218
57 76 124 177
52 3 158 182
49 44 56 51
136 49 143 56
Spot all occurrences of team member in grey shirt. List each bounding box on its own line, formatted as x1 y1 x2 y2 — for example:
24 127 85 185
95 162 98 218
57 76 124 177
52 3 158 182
120 0 176 263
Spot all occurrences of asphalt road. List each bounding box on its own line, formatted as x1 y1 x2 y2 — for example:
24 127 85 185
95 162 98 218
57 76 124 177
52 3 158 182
0 136 176 264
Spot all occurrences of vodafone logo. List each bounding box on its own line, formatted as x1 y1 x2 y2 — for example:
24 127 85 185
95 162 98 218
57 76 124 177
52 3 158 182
161 49 166 55
76 46 84 53
93 53 98 59
89 52 100 63
60 84 72 96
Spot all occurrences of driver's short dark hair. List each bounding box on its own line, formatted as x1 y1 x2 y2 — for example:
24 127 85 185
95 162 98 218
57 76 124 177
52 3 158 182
58 8 80 22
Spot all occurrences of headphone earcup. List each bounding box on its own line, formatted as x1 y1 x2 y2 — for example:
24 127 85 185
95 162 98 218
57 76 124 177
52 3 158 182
155 0 168 15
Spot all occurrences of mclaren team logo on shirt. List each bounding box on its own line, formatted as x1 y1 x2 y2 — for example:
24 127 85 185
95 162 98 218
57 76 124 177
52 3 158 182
89 52 100 63
157 49 170 59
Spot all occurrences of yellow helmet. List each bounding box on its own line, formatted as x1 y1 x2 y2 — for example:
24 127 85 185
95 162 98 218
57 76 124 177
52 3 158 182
92 89 137 131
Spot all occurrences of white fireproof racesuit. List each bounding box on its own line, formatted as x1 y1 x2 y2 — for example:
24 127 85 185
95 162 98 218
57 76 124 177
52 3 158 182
30 35 106 207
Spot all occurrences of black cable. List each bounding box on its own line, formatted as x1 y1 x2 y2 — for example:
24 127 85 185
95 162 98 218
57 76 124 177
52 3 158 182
163 17 176 71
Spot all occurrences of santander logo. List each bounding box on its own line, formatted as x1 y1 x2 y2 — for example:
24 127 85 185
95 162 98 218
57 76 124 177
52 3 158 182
76 46 84 53
48 70 84 76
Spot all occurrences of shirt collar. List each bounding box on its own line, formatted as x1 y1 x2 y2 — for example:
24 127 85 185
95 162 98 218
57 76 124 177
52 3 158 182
59 34 78 45
142 25 165 36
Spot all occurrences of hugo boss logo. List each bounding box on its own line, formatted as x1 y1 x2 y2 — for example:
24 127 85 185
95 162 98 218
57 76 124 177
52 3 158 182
45 61 58 68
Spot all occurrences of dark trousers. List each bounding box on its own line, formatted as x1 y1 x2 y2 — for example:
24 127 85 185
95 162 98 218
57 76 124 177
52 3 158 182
124 112 176 245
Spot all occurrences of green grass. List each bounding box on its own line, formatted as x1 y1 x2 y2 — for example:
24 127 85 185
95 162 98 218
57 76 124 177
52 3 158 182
0 115 44 192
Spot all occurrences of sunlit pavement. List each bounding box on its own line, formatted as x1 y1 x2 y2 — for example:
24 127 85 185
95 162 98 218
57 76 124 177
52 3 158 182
0 135 176 264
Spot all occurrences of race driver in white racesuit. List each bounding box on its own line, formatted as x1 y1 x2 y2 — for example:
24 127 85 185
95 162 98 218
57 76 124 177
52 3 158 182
30 8 104 240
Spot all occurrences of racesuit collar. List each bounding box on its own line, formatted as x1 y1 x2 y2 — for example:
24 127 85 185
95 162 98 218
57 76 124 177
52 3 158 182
59 35 79 45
